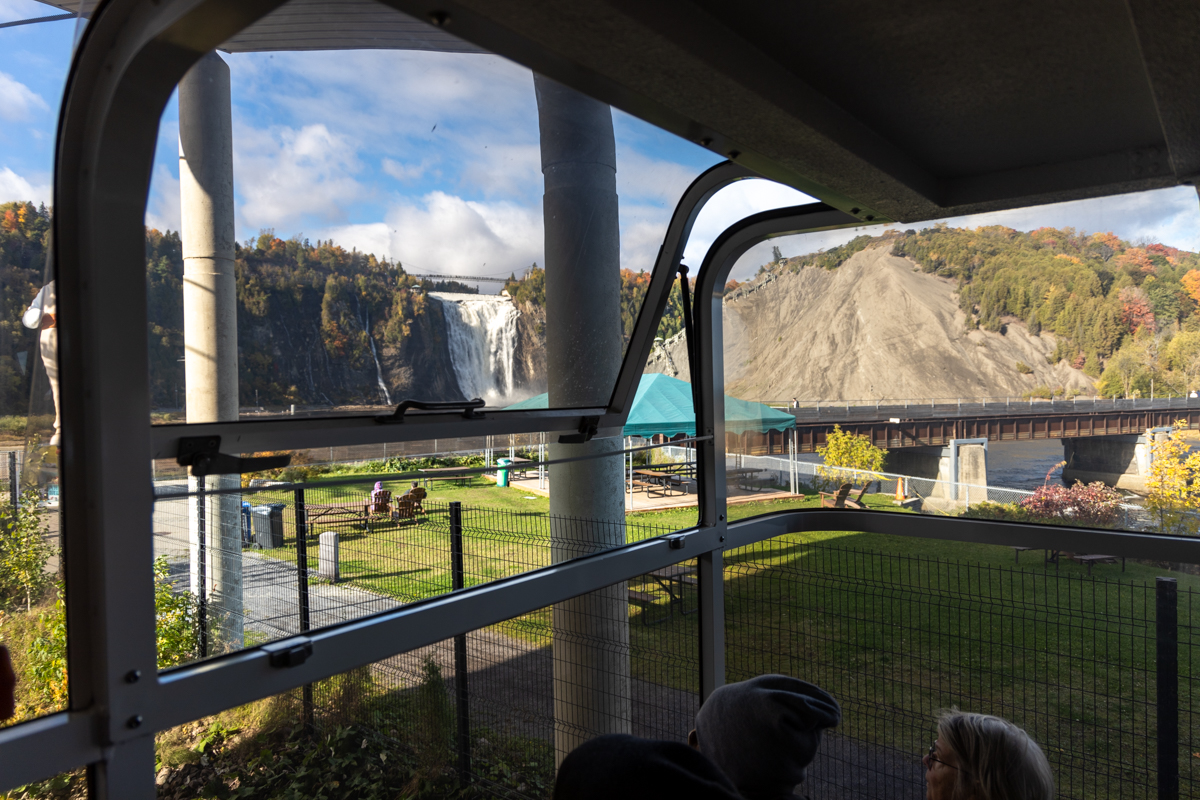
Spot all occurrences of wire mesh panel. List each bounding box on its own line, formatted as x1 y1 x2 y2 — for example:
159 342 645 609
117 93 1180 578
721 535 1188 800
150 565 700 799
152 472 679 667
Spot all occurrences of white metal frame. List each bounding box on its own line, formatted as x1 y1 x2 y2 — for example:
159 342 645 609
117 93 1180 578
3 0 1200 795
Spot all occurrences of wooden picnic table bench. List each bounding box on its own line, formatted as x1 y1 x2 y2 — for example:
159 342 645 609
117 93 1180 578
634 469 690 496
725 467 765 491
418 467 476 488
1043 550 1126 575
306 500 370 531
648 564 698 616
505 456 533 479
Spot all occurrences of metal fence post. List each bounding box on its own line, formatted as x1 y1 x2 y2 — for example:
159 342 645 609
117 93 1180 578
197 480 208 659
699 548 726 702
450 501 470 785
1157 577 1179 800
8 451 16 508
295 486 313 729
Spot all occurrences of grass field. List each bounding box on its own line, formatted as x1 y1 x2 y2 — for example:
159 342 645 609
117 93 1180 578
233 473 1200 797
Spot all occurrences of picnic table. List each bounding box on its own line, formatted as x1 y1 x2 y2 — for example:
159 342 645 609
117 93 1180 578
649 564 697 616
633 469 690 496
505 456 533 479
418 467 476 488
1042 550 1126 575
305 499 370 531
725 467 766 491
629 564 697 625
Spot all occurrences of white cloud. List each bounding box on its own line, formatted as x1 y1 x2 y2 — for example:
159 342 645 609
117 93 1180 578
0 71 47 121
616 149 699 207
0 166 50 205
683 179 815 266
145 163 181 233
233 123 365 231
319 221 391 259
459 143 540 196
382 157 428 182
316 191 543 279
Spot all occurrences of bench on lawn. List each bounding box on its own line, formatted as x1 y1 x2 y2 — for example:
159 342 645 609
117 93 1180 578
1071 553 1126 576
627 589 669 625
419 467 476 488
306 501 370 532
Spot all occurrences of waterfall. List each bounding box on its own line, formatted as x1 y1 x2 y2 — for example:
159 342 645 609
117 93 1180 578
368 335 392 406
432 292 520 404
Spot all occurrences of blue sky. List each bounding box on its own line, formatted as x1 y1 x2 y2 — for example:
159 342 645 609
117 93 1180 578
5 0 1200 287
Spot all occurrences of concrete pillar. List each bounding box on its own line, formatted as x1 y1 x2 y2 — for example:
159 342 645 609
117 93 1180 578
886 439 988 512
1062 429 1169 492
179 52 243 650
535 74 629 766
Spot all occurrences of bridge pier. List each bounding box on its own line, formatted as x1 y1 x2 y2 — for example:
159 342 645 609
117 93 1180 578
887 438 988 512
1062 429 1170 492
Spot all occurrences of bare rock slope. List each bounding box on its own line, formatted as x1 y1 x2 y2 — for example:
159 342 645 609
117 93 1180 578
647 246 1094 401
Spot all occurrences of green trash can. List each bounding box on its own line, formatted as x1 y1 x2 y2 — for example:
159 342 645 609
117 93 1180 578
496 458 512 487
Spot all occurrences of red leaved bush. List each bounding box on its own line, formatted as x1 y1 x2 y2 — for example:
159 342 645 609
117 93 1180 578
1020 481 1123 527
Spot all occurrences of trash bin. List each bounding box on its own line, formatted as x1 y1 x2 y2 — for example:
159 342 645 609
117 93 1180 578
496 458 512 488
241 502 253 544
251 503 286 549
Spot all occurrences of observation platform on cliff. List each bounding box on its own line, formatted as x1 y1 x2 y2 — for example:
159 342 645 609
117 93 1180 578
744 396 1200 454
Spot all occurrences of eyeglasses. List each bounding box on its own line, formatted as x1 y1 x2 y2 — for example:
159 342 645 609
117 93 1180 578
926 743 968 775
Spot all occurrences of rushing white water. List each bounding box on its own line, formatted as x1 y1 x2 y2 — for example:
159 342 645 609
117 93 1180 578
431 292 520 404
368 335 392 406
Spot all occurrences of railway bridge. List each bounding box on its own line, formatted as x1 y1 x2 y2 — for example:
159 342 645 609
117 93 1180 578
732 396 1200 494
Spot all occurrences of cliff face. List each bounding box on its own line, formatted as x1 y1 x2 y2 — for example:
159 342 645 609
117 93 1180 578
511 300 546 397
378 298 463 403
646 246 1095 401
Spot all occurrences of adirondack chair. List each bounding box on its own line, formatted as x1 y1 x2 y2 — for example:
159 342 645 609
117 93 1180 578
820 483 853 508
369 490 391 516
393 487 428 521
409 486 427 513
843 484 871 510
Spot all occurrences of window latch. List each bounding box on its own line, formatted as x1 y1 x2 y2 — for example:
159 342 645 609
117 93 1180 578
263 636 313 668
376 397 485 424
559 416 600 444
176 436 291 477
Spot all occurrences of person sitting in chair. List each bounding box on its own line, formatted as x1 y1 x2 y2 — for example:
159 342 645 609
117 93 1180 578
370 481 390 515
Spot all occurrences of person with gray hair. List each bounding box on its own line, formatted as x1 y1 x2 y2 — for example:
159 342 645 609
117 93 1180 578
924 709 1054 800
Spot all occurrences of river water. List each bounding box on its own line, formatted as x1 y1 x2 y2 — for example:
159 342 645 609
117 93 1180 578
795 438 1069 491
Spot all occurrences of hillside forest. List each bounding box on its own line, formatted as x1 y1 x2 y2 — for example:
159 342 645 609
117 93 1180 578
744 224 1200 399
7 199 1200 409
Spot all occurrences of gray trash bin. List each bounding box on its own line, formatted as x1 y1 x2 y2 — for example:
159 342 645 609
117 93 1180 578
251 503 285 549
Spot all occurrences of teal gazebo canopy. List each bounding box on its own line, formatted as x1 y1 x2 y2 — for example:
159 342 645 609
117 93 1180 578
505 372 796 438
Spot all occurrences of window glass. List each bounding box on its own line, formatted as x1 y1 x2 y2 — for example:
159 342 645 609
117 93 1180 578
724 530 1196 798
154 431 697 666
153 562 699 796
0 0 79 730
714 185 1200 541
142 0 720 423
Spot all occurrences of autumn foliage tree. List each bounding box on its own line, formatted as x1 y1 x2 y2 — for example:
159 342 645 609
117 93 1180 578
1145 420 1200 534
817 424 888 488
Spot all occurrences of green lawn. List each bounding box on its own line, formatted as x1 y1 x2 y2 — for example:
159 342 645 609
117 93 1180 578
239 475 1198 796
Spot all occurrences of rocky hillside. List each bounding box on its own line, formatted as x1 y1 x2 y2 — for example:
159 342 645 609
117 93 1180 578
646 246 1095 401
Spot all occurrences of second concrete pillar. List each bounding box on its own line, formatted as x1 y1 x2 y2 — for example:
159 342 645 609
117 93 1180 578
179 51 243 651
535 74 630 766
